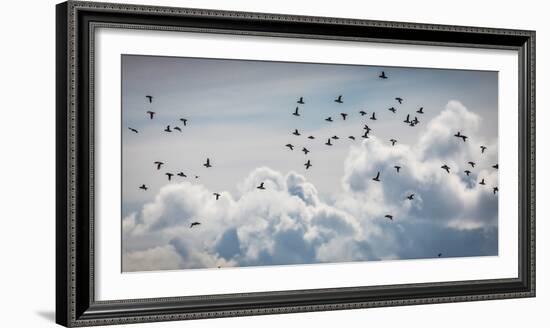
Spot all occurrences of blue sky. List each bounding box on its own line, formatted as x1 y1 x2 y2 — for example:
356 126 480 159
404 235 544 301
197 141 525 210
121 55 498 271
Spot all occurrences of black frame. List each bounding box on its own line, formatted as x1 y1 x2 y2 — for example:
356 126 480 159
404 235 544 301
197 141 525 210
56 1 536 326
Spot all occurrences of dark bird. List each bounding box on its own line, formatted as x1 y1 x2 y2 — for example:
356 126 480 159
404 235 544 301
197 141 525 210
203 158 212 168
394 165 401 173
388 107 396 113
297 96 305 104
180 118 188 126
325 138 333 146
257 182 266 190
464 170 471 176
409 122 416 127
304 160 312 170
493 187 499 194
177 172 187 177
468 161 476 168
441 164 450 173
325 116 333 122
395 97 403 104
384 214 393 220
362 131 370 139
390 139 397 146
334 95 343 103
479 178 486 185
139 184 148 191
331 135 340 140
412 117 420 125
190 222 201 228
340 113 348 120
372 171 381 182
302 147 310 155
379 71 388 79
406 194 414 200
213 192 221 200
417 107 424 114
195 175 199 179
173 126 182 132
348 136 356 140
146 111 155 119
308 135 315 139
285 144 294 151
492 164 499 169
165 172 174 181
438 253 442 257
480 145 487 153
128 127 138 133
359 110 367 116
145 95 153 103
404 114 411 124
370 112 377 120
454 131 468 142
293 129 301 136
164 125 172 132
292 107 300 116
154 161 164 170
363 124 372 133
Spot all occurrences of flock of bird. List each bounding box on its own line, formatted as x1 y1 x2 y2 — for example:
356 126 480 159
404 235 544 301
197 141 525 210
128 70 498 230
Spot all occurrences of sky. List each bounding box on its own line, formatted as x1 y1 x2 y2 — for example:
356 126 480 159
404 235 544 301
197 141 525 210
121 54 499 272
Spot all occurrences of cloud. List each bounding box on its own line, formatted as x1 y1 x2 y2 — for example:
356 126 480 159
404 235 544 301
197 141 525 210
122 101 498 272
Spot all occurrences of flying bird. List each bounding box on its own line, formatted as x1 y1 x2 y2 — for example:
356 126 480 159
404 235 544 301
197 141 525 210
128 127 138 133
145 95 153 103
492 164 499 169
468 161 476 168
395 97 403 104
190 222 201 228
146 111 155 119
177 172 187 177
370 112 377 120
308 135 315 139
362 131 370 139
493 187 499 194
388 107 396 113
363 124 372 133
404 114 411 124
412 117 420 125
379 71 388 79
394 165 401 173
325 117 333 122
340 113 348 120
292 129 301 136
302 147 310 154
139 184 148 191
406 194 414 200
348 136 356 140
257 182 266 190
480 145 487 153
213 192 221 200
334 95 343 103
331 135 339 140
325 138 333 146
454 132 468 142
438 253 442 257
165 172 174 181
203 158 212 168
180 118 188 126
479 178 486 185
441 164 450 173
304 160 312 170
173 126 182 132
164 125 172 132
417 107 424 114
359 110 367 116
285 144 294 151
372 171 381 182
154 161 164 170
384 214 393 220
293 107 300 116
390 139 397 146
297 96 305 104
464 170 471 176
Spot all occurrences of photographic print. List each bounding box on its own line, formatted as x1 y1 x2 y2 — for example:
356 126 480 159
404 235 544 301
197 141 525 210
121 55 499 272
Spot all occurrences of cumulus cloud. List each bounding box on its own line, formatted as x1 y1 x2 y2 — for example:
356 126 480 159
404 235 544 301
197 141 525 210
123 101 498 272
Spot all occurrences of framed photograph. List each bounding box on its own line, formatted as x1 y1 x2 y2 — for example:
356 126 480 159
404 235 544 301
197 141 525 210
56 1 535 326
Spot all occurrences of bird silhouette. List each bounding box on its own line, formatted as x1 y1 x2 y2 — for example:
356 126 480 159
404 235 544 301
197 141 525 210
297 96 305 104
379 71 388 79
203 158 212 168
479 178 486 185
370 112 377 120
372 171 381 182
404 114 411 124
492 164 499 169
385 214 393 220
165 172 174 181
173 126 182 132
302 147 310 154
348 136 356 140
395 97 403 104
464 170 471 176
180 118 188 126
441 165 450 173
293 107 300 116
293 129 301 136
406 194 414 200
394 165 401 173
359 110 367 116
195 175 199 179
128 127 138 133
417 107 424 114
334 95 343 103
388 107 396 113
308 135 315 139
304 160 312 170
362 131 370 139
454 132 468 142
325 117 333 122
145 95 153 103
257 182 266 190
146 111 155 119
331 135 339 140
139 184 148 191
468 161 476 168
154 161 164 170
438 253 442 257
493 187 499 194
363 124 372 133
177 172 187 177
286 144 294 151
340 113 348 120
480 145 487 153
412 117 419 125
213 192 221 200
390 139 397 146
164 125 172 132
325 138 333 146
190 222 201 228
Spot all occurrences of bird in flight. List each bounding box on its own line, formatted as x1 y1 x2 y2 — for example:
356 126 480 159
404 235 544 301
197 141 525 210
441 164 451 173
404 114 411 124
492 164 499 169
180 118 188 126
406 194 414 200
139 184 148 191
331 135 340 140
370 112 377 120
480 145 487 153
379 71 388 79
257 182 266 190
417 107 424 114
292 129 301 136
334 95 343 103
348 136 356 140
128 127 138 133
438 253 442 257
304 160 312 170
394 165 401 173
359 110 367 116
468 161 476 168
285 144 294 151
164 125 172 132
325 117 333 122
385 214 393 220
395 97 403 104
325 138 333 146
145 95 153 103
390 139 397 146
363 124 372 133
308 135 315 139
203 158 212 168
302 147 310 155
190 222 201 228
412 117 420 125
340 113 348 120
372 171 381 182
297 96 305 104
146 111 155 119
213 192 221 200
165 172 174 181
454 132 468 142
154 161 164 170
493 187 499 194
388 107 396 113
293 107 300 116
173 126 182 132
362 131 370 139
177 172 187 177
479 178 486 185
464 170 471 176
